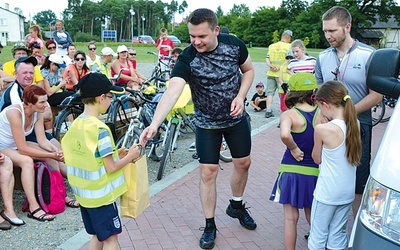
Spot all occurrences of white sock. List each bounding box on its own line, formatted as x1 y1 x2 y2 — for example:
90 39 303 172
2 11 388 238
232 196 243 201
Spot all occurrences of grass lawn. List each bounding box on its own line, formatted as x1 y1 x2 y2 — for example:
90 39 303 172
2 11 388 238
0 42 323 65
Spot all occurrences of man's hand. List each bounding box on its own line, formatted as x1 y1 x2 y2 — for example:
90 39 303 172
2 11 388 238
230 96 245 116
139 124 158 148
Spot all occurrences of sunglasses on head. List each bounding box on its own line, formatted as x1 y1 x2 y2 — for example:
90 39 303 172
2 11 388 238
310 94 328 104
331 67 339 81
75 57 85 61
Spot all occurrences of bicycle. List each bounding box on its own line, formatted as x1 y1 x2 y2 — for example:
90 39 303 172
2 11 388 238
147 51 173 90
371 95 397 126
115 88 168 163
156 83 196 180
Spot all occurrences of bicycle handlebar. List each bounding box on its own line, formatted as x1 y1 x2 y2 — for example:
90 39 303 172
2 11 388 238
125 89 159 104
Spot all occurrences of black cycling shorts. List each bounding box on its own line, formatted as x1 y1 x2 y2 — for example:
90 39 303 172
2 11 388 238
196 117 251 164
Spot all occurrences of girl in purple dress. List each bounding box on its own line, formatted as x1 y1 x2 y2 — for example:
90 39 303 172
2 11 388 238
270 72 322 249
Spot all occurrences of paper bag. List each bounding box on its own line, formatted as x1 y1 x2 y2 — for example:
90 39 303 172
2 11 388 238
120 155 150 218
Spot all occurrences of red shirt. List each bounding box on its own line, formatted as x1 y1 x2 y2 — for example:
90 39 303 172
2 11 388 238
156 38 174 58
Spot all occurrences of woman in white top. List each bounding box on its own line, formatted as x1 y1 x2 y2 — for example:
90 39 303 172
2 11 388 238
0 85 77 221
309 81 362 250
85 41 101 67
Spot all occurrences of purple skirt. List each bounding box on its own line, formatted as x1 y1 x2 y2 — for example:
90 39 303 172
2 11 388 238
269 172 317 209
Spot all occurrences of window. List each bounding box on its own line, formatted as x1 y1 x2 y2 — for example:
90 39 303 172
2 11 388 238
0 18 7 26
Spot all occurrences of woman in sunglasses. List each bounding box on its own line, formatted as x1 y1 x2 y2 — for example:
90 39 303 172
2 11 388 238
40 54 74 107
85 41 101 68
63 51 90 91
45 40 57 56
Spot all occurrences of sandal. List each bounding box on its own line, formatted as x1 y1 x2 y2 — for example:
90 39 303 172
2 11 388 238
66 199 80 208
27 207 55 222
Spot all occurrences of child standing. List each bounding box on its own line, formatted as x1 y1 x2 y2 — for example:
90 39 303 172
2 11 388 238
250 82 267 112
278 50 294 113
156 28 174 71
287 39 316 74
61 73 141 249
269 72 322 250
309 81 361 250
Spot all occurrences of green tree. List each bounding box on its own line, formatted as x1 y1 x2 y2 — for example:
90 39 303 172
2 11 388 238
311 30 321 48
33 10 57 30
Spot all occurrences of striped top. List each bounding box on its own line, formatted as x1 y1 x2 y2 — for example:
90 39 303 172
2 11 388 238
287 56 317 74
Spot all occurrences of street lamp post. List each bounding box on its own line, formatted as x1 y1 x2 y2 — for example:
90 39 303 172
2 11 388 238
141 15 145 36
129 6 135 42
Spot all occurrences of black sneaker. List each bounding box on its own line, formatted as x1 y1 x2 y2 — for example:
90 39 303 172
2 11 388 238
226 200 257 230
199 225 217 249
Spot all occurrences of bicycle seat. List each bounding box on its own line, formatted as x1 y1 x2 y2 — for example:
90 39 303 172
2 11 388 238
58 92 82 107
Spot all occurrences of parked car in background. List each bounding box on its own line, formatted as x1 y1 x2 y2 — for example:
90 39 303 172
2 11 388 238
167 35 181 45
349 48 400 249
132 36 140 43
138 35 155 44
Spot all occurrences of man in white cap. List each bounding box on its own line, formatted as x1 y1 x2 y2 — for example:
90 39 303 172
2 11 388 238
265 30 293 118
89 47 117 78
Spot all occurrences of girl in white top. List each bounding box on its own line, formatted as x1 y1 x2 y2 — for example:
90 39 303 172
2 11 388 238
309 81 362 250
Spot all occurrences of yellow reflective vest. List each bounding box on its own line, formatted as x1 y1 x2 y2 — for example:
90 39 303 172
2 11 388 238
61 116 127 208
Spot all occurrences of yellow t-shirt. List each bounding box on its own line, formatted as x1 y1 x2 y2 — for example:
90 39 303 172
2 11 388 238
3 60 44 83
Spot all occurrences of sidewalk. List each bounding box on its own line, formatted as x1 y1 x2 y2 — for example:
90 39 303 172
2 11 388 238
62 118 386 250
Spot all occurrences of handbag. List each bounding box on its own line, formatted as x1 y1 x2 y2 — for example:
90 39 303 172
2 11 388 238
120 155 150 218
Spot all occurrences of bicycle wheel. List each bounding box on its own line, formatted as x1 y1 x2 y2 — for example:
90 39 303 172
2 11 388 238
115 126 141 149
158 122 177 180
381 97 396 123
154 70 170 90
219 138 232 162
53 107 83 141
371 99 385 126
108 96 138 140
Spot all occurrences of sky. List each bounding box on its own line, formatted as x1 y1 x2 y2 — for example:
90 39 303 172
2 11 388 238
0 0 281 21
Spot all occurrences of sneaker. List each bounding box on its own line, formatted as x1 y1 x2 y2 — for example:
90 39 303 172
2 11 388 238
192 152 199 159
253 108 259 112
199 224 217 249
265 111 274 118
188 142 196 152
226 200 257 230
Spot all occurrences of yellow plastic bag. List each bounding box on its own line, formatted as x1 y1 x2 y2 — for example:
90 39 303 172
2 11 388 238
120 155 150 218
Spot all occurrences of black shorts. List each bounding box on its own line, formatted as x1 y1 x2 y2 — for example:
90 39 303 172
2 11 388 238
26 130 54 142
80 202 122 241
196 117 251 164
355 123 372 194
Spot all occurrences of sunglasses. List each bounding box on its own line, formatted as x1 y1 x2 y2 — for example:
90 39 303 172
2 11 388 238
47 46 56 50
75 57 85 61
129 53 136 56
89 48 96 51
331 67 339 81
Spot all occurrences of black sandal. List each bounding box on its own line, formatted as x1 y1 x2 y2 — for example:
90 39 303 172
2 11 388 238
27 207 55 222
66 199 80 208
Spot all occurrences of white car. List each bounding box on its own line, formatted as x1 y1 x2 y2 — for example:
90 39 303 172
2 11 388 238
167 35 181 45
350 48 400 249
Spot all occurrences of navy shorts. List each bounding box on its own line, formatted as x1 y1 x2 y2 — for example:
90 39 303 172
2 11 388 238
196 116 251 164
26 130 54 142
80 202 122 241
355 123 372 194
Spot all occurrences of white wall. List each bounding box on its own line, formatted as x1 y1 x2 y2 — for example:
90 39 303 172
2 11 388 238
0 7 25 43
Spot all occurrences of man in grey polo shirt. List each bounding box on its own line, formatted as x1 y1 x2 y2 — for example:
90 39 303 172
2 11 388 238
314 6 382 216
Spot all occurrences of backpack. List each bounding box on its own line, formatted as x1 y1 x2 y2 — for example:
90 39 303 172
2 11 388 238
22 162 66 214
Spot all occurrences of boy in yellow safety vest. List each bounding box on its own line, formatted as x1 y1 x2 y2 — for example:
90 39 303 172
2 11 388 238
61 72 140 249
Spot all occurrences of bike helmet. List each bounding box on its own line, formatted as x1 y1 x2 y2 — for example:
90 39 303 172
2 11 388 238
11 42 32 56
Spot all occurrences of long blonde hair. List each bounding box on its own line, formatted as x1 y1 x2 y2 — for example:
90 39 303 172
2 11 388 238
315 81 361 166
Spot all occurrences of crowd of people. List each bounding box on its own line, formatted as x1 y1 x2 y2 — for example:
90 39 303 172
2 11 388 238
0 5 383 250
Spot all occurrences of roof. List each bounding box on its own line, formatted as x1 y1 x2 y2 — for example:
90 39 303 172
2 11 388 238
358 30 384 39
370 16 400 29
